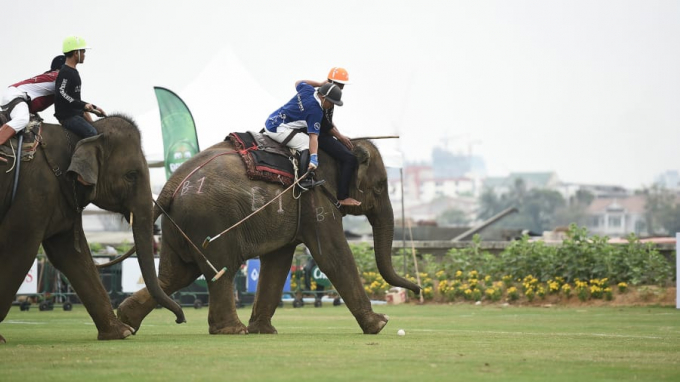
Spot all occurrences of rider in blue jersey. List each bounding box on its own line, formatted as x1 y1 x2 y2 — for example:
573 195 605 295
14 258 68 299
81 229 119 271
264 80 343 189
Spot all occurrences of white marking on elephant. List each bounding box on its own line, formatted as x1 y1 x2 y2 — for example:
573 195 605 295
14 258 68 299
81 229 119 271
196 176 206 194
250 187 286 213
251 187 265 211
180 177 207 196
316 207 326 222
181 181 191 196
315 206 338 222
275 189 284 213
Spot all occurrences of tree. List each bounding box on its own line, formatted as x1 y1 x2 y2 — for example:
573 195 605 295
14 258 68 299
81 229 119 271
553 189 595 228
436 208 470 227
478 187 503 220
640 185 680 235
477 179 567 233
522 189 566 232
641 185 679 235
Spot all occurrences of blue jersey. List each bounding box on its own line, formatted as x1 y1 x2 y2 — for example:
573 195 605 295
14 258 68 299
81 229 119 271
264 82 322 135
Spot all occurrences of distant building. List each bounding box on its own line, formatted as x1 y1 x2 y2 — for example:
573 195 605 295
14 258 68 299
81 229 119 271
557 183 629 206
431 147 486 179
584 195 647 237
483 172 561 195
388 154 484 209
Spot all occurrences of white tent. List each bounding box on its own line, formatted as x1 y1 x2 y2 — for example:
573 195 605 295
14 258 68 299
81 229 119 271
133 46 279 190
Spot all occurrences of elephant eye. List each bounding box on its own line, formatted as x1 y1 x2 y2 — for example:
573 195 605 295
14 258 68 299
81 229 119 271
373 180 387 195
124 171 138 182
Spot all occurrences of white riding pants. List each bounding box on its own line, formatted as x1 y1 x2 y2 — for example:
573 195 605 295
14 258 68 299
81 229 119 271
263 125 309 151
1 87 30 132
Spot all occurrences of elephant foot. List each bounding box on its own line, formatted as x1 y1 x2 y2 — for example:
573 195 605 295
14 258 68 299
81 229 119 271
358 313 390 334
247 320 278 334
1 334 6 344
209 322 249 335
117 296 151 333
97 320 135 340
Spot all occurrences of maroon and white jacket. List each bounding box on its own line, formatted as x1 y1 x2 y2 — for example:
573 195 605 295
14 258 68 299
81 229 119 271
9 70 59 114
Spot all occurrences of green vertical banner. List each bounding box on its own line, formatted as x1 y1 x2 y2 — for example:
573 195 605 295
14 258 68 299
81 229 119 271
153 86 200 179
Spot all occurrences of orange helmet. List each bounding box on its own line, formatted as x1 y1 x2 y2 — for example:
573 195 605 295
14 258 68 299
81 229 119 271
327 67 350 85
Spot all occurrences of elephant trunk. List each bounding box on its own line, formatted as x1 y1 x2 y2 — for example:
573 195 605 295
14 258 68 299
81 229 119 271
131 200 185 324
368 205 421 295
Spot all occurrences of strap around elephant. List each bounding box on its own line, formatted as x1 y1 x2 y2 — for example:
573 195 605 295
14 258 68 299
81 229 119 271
319 184 341 209
281 129 300 146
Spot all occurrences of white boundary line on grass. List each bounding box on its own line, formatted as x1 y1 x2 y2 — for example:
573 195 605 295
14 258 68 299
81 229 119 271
417 328 667 340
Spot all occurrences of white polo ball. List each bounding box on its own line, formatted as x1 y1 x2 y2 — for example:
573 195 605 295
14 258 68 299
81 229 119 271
397 329 405 336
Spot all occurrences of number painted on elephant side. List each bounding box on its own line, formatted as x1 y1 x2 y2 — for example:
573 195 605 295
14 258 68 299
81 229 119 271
180 176 207 196
250 187 285 214
196 176 206 194
315 206 337 222
251 187 265 211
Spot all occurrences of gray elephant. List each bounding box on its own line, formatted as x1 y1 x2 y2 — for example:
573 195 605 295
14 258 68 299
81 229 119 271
117 138 420 335
0 115 184 344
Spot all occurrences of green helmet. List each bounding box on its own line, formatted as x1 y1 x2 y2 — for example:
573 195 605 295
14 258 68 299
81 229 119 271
62 36 89 53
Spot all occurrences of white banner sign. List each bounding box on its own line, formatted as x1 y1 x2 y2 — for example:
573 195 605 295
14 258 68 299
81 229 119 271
122 258 160 293
17 259 38 295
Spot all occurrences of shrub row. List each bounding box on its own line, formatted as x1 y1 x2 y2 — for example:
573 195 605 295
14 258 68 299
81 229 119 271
353 224 676 301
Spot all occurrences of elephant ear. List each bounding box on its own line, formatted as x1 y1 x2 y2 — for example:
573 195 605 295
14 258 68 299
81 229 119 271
67 134 104 186
353 145 370 191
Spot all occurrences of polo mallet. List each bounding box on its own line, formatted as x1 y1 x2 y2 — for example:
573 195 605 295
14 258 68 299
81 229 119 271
407 220 425 303
153 200 227 282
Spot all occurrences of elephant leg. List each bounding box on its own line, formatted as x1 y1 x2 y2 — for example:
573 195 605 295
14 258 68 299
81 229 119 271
0 225 43 344
247 245 295 334
118 245 201 333
207 267 247 335
306 236 389 334
43 231 133 340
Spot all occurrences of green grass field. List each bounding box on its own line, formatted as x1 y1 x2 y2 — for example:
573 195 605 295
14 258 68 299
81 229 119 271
1 303 679 381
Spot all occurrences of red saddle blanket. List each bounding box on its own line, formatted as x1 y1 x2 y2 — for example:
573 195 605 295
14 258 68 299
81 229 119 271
227 131 297 186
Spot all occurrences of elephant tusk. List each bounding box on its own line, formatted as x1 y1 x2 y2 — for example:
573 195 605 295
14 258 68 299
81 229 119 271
130 212 134 227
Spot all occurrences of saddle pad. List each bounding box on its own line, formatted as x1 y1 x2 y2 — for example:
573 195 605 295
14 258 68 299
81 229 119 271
0 119 42 163
227 131 296 186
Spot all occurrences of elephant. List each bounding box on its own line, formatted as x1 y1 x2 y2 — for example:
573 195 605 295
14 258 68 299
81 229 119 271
0 115 184 344
117 137 420 335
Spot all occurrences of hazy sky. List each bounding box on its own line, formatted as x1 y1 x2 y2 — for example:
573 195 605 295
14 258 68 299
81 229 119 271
2 1 678 189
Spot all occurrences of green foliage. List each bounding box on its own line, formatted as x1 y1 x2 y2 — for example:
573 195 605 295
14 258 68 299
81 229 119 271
493 225 674 285
362 225 673 293
498 235 559 281
351 242 379 275
352 226 673 304
439 234 501 277
641 184 680 235
477 179 570 232
90 242 103 254
436 208 469 227
115 240 132 254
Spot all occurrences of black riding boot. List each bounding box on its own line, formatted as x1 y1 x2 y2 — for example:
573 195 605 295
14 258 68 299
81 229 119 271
298 149 325 190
